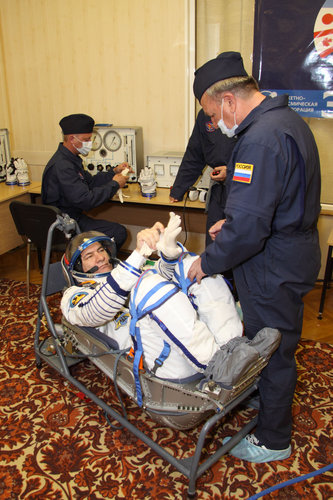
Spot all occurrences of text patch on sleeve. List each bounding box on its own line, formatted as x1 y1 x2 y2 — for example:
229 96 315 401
232 163 254 184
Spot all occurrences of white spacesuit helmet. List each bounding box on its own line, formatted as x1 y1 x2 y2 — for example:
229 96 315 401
62 231 118 286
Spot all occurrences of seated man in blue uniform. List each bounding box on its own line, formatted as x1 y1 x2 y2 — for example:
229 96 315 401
187 52 321 463
60 212 244 382
42 113 130 250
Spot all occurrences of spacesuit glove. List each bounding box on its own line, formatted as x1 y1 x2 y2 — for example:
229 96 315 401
138 166 154 184
15 158 30 186
156 211 182 260
138 167 157 195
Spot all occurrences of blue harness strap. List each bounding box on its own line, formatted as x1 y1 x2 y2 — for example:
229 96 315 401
173 252 198 309
151 340 171 374
129 269 179 406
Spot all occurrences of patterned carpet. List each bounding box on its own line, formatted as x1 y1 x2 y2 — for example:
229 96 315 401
0 278 332 500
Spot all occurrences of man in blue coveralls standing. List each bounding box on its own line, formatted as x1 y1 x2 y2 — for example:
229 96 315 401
188 52 321 462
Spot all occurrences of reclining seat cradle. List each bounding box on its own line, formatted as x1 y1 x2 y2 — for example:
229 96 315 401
34 215 276 497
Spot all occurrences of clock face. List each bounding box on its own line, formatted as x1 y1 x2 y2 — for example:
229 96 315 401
103 130 122 152
91 130 102 151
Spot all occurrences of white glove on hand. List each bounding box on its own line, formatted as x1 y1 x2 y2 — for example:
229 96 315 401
156 212 182 260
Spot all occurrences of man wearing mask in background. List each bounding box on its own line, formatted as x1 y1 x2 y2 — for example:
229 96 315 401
169 108 237 247
169 108 237 296
188 52 321 463
42 113 131 250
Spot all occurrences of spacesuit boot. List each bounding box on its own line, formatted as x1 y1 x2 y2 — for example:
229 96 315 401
15 158 30 186
5 158 17 185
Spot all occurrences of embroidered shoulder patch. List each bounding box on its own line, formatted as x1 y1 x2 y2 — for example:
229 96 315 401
114 311 130 330
70 291 89 307
205 121 215 132
233 163 254 184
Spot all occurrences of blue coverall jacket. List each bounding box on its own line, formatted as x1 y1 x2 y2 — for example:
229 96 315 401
201 95 321 449
42 143 120 219
41 143 127 248
170 109 236 201
170 109 236 245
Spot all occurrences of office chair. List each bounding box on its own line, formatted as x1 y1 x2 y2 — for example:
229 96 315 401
9 201 71 298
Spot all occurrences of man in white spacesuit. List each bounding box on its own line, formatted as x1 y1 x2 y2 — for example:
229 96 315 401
61 213 243 381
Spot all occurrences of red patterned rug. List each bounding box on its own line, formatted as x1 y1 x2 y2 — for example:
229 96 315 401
0 279 332 499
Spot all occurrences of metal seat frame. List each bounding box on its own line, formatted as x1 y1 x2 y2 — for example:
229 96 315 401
34 216 261 497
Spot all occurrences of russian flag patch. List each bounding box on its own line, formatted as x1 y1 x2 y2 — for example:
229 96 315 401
233 163 254 184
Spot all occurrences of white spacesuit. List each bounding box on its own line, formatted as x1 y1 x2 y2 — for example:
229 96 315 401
61 214 243 380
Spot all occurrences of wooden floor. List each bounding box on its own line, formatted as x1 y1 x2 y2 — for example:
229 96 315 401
0 245 332 344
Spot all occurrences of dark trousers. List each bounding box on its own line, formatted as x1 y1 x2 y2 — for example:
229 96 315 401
206 183 236 295
77 214 127 250
206 183 227 246
234 268 307 449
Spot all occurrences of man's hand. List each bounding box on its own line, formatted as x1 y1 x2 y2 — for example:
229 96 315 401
136 222 165 256
156 212 182 260
210 165 227 181
187 256 207 284
113 173 128 188
208 219 226 241
113 162 134 175
169 196 180 203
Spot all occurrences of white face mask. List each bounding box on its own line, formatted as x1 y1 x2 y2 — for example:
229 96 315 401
217 99 238 138
73 136 93 156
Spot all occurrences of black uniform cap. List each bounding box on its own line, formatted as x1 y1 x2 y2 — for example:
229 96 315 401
193 51 248 101
59 113 95 134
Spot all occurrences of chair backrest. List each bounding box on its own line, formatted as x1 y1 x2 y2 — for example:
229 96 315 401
9 200 68 249
45 261 67 296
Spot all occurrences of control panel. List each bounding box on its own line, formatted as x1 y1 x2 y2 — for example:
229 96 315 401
147 151 183 188
83 125 143 182
147 150 211 189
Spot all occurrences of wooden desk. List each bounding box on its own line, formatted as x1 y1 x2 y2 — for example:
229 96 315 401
111 183 204 208
0 182 41 254
7 182 207 254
